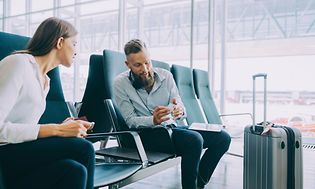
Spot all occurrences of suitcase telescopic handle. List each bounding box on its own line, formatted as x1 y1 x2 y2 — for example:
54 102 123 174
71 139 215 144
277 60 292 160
252 73 267 132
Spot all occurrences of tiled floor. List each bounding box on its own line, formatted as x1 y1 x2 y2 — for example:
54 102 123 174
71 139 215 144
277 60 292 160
119 139 315 189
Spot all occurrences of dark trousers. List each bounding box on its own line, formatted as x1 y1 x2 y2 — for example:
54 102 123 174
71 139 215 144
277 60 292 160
172 128 231 189
0 137 95 189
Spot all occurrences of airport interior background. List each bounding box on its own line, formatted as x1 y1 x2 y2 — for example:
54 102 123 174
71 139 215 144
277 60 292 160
1 0 315 188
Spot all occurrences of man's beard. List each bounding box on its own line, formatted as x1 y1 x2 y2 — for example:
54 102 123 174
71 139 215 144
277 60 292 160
130 71 154 89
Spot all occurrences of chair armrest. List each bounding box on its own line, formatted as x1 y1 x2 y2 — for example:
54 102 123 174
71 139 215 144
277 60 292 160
66 101 81 118
219 112 253 122
132 125 173 138
219 112 253 139
86 131 149 168
132 125 175 154
104 99 175 154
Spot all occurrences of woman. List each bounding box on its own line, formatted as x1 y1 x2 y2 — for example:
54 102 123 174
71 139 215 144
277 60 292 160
0 17 95 189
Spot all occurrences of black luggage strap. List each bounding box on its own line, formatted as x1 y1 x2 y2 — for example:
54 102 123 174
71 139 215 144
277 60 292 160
274 125 296 189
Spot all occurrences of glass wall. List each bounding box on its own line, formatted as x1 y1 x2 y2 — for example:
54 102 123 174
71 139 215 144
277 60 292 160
31 0 53 12
192 0 209 71
1 0 315 138
0 0 2 30
137 0 191 67
218 0 315 138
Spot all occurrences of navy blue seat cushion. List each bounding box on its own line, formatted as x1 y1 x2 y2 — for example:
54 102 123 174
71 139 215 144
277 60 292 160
79 55 114 135
94 163 142 188
79 51 133 145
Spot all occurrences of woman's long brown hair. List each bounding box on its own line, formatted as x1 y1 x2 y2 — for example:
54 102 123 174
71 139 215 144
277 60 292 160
17 17 77 56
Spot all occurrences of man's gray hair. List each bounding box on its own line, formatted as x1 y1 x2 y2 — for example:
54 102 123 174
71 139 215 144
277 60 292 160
124 39 147 56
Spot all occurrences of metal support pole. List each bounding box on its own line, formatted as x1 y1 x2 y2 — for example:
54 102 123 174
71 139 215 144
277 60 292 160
219 0 227 114
190 0 194 69
3 0 9 31
137 0 144 39
26 0 31 35
208 0 216 92
118 0 126 51
73 0 81 101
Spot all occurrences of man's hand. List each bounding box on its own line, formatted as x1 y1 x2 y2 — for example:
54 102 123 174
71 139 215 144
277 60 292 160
171 98 184 120
153 106 171 125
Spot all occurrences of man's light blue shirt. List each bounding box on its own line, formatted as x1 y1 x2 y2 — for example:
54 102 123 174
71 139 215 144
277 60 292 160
114 68 186 129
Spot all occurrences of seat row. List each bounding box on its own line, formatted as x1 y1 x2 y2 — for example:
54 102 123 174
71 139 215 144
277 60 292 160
81 50 247 188
0 31 248 188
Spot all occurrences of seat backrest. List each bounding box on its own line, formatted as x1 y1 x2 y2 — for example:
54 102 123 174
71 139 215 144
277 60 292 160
171 64 205 124
101 50 136 147
39 68 71 124
0 32 69 124
0 32 29 60
79 50 135 147
101 49 129 131
78 55 113 135
152 60 170 71
102 49 128 98
193 69 222 124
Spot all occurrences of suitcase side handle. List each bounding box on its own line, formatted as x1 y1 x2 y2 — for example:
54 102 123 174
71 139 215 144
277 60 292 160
252 73 267 132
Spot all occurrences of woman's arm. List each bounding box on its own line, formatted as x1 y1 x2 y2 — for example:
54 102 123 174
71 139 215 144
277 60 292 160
38 119 93 138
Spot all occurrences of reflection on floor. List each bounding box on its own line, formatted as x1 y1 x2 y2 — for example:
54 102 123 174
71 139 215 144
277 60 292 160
118 139 315 189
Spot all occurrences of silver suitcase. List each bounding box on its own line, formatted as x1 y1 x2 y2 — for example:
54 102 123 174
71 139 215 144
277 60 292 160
243 73 303 189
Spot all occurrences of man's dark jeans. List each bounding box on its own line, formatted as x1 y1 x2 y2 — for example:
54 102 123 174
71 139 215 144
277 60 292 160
172 127 231 189
142 126 230 189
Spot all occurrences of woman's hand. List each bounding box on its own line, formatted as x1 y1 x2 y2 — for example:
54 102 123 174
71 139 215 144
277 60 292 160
57 119 93 138
38 119 94 138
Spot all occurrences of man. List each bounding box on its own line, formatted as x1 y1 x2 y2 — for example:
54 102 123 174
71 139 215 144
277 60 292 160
114 39 231 189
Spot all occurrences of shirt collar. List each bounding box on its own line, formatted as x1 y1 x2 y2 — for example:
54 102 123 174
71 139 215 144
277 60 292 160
27 54 50 79
153 68 166 83
136 68 166 93
147 68 165 93
26 54 50 90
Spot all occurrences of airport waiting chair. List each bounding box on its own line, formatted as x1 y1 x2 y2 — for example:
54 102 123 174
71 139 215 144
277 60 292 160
77 50 179 188
76 55 113 140
172 65 248 157
192 69 222 124
98 50 174 150
0 32 29 59
192 69 252 137
101 50 175 153
171 65 252 131
171 64 206 124
76 54 150 188
152 59 170 71
0 32 70 124
0 32 147 189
